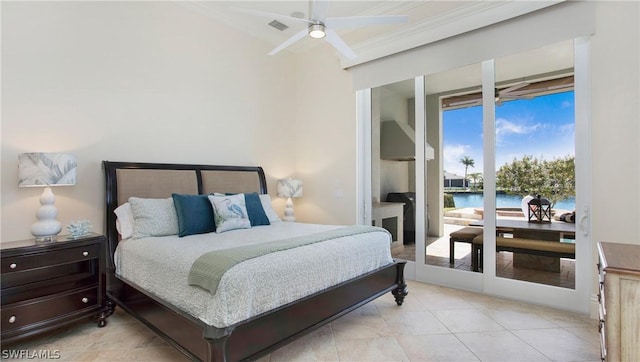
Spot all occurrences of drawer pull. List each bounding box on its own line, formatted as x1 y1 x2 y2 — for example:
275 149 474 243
10 263 17 269
8 315 16 323
81 297 89 303
82 251 89 257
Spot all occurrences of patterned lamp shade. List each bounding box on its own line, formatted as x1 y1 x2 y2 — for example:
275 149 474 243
18 153 77 187
277 178 303 198
18 153 77 242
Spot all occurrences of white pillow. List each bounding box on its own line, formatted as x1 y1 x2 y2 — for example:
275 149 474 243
259 194 281 223
208 194 251 233
114 202 134 239
129 197 179 239
521 195 534 218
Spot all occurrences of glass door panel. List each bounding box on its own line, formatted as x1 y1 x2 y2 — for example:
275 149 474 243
371 78 416 262
493 40 576 289
426 63 484 273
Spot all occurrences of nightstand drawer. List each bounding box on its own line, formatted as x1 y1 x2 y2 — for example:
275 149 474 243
1 243 101 273
1 286 98 332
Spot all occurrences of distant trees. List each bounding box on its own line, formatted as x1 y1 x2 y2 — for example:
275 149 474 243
460 156 475 189
467 172 483 190
496 155 575 207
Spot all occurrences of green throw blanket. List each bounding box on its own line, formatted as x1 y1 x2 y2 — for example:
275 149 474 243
188 225 390 294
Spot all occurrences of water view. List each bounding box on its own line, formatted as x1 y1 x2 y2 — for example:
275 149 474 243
452 192 575 211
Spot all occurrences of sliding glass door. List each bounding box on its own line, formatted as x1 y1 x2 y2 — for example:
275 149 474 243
357 37 591 313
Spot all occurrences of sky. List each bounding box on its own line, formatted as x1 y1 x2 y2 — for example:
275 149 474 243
443 91 575 178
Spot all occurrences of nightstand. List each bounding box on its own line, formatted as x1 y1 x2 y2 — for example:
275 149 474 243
1 233 111 344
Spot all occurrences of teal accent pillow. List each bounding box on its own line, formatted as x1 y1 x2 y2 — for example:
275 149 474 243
172 193 216 237
244 192 270 226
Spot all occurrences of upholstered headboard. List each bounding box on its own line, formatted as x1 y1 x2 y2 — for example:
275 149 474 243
102 161 267 270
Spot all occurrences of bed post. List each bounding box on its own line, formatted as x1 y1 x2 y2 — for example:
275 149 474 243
392 260 408 305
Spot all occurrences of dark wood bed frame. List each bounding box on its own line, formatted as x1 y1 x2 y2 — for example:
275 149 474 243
103 161 407 361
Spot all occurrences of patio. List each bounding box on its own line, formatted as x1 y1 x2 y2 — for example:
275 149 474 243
391 217 576 289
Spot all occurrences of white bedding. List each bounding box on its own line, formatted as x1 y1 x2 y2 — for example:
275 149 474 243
114 222 393 327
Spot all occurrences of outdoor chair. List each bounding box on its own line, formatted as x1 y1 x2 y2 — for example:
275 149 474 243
449 227 483 266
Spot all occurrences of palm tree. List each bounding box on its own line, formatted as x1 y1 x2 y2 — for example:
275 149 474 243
467 172 483 190
460 156 475 189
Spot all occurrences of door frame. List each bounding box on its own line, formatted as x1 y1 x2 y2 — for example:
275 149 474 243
356 37 592 314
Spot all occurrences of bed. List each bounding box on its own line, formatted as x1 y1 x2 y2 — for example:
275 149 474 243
103 161 407 361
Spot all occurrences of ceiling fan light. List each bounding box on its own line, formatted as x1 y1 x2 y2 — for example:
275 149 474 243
309 24 326 39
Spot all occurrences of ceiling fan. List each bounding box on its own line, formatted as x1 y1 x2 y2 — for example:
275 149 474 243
235 0 408 60
448 82 537 108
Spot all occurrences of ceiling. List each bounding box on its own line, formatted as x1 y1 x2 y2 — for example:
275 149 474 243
176 1 562 67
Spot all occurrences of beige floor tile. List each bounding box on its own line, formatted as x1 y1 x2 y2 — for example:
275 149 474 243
563 325 601 344
2 281 599 362
331 311 394 341
396 334 480 361
455 330 551 361
269 324 339 362
383 311 450 336
478 306 560 330
335 336 409 361
70 346 188 361
431 309 505 333
531 308 595 328
511 328 601 361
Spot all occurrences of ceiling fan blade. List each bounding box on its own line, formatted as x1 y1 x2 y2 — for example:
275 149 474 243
311 0 329 22
498 82 529 96
232 7 313 25
449 99 482 107
324 29 356 60
504 89 545 96
325 15 408 29
268 28 309 56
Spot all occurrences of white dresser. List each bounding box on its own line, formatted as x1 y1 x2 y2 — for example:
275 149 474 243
597 242 640 362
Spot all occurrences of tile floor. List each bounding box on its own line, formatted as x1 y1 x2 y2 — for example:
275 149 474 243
2 280 600 361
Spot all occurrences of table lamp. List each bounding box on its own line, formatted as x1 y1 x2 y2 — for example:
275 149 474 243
277 178 303 222
18 153 77 242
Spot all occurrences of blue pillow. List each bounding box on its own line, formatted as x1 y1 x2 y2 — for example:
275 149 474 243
243 193 271 226
220 192 271 227
172 193 216 237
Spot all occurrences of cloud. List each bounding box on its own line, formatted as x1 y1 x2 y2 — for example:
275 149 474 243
443 144 481 176
494 118 542 146
443 144 468 164
495 118 541 136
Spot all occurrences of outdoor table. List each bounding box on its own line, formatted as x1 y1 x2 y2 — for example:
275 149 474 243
469 219 576 272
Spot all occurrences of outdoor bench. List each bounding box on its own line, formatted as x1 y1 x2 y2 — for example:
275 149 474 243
471 234 575 271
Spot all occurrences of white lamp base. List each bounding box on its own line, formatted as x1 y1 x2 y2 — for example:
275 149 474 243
283 197 296 222
31 187 61 242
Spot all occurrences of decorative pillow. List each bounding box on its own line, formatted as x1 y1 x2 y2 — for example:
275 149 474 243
129 197 179 239
259 194 282 223
520 195 534 218
244 192 270 226
114 202 134 239
208 194 251 233
172 193 216 237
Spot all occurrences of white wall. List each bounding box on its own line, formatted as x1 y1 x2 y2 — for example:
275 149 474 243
2 1 638 250
589 1 640 248
292 44 358 225
1 2 298 241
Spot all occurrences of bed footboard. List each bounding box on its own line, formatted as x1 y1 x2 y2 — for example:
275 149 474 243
108 260 406 361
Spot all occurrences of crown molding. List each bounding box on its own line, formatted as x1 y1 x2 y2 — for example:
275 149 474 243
341 1 564 68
